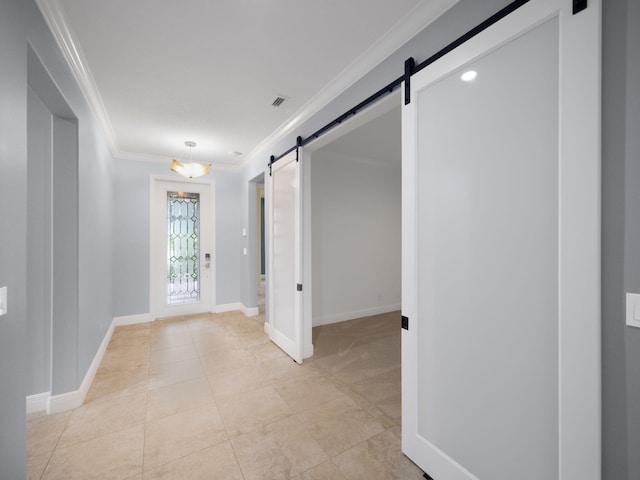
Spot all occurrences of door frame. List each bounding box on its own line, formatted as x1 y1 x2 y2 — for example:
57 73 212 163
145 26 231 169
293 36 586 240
401 0 601 478
149 175 216 320
294 91 401 357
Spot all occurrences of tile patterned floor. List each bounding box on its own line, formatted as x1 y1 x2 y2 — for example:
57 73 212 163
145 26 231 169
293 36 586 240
27 310 424 479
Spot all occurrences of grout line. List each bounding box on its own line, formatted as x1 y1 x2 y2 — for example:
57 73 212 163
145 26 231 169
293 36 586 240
32 311 401 478
140 331 151 477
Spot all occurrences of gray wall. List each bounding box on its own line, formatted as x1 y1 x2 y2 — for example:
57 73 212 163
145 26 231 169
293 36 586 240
602 0 640 479
25 6 116 396
0 0 638 477
311 149 401 325
0 0 32 477
623 3 640 478
1 0 116 476
112 158 244 317
27 87 53 395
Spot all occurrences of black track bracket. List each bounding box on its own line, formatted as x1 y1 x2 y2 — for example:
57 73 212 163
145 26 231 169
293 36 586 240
404 57 415 105
573 0 587 14
296 136 302 162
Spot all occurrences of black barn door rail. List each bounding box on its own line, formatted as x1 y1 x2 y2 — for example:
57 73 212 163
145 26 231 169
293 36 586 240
268 0 535 171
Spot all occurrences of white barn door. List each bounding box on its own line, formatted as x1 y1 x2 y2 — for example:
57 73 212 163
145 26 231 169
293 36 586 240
267 149 304 363
401 1 600 479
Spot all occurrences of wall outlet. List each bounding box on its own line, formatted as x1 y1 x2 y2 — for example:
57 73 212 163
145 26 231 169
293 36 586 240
0 286 7 316
626 293 640 328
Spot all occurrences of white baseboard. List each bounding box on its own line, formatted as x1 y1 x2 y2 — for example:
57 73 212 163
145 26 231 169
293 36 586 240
214 302 259 317
312 303 401 327
47 316 117 414
113 313 153 326
26 392 50 415
214 302 243 313
241 304 260 317
37 305 268 415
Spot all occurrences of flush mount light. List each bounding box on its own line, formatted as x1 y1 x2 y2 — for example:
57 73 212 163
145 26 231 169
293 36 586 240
461 70 477 82
170 141 211 178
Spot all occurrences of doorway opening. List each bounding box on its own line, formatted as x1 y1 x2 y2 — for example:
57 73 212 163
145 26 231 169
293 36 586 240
247 173 266 318
303 92 402 416
257 180 265 314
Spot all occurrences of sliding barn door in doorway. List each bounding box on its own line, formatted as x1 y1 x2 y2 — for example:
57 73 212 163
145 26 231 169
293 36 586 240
401 1 600 479
267 149 304 363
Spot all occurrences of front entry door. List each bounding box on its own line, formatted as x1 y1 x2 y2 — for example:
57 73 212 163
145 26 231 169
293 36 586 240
401 1 600 479
151 179 213 319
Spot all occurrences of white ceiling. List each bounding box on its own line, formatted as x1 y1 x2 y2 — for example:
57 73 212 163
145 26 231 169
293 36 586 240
39 0 453 168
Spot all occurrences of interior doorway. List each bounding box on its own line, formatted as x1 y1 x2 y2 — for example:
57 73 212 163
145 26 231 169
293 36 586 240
305 92 402 332
301 90 403 418
256 181 265 314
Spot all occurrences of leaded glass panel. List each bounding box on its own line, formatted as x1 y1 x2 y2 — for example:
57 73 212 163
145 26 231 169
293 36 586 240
167 191 200 305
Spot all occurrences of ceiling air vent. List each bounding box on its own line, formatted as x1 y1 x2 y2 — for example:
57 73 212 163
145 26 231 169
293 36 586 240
271 96 286 107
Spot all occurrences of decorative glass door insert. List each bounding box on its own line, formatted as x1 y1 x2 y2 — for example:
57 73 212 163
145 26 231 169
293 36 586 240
167 191 200 305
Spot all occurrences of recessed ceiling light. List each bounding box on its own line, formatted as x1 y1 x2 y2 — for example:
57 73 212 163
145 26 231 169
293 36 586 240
229 151 243 156
461 70 477 82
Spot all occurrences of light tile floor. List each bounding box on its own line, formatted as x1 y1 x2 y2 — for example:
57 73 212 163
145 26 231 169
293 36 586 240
27 310 424 479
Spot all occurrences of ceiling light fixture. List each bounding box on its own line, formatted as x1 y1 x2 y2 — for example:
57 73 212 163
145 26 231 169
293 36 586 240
171 141 211 178
461 70 477 82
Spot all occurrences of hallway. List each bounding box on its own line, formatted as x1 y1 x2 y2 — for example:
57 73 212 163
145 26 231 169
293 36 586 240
27 311 421 479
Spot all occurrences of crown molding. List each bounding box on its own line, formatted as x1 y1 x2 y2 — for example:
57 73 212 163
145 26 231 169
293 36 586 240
36 0 120 155
37 0 457 169
242 0 459 167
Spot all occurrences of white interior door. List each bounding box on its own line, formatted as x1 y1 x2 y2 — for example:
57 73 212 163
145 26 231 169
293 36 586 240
401 1 600 479
267 149 303 363
150 178 214 319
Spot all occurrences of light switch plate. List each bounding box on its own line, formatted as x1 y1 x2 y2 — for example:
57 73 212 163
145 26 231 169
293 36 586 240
626 293 640 328
0 286 7 316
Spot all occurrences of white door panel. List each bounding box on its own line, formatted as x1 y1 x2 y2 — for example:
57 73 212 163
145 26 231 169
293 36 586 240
267 150 303 363
402 1 600 479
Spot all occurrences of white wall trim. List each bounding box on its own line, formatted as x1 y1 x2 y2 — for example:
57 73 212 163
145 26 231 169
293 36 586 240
26 392 50 415
313 303 401 327
241 305 260 317
47 317 116 414
35 0 119 155
214 302 259 317
114 313 153 326
214 302 243 313
37 0 458 169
